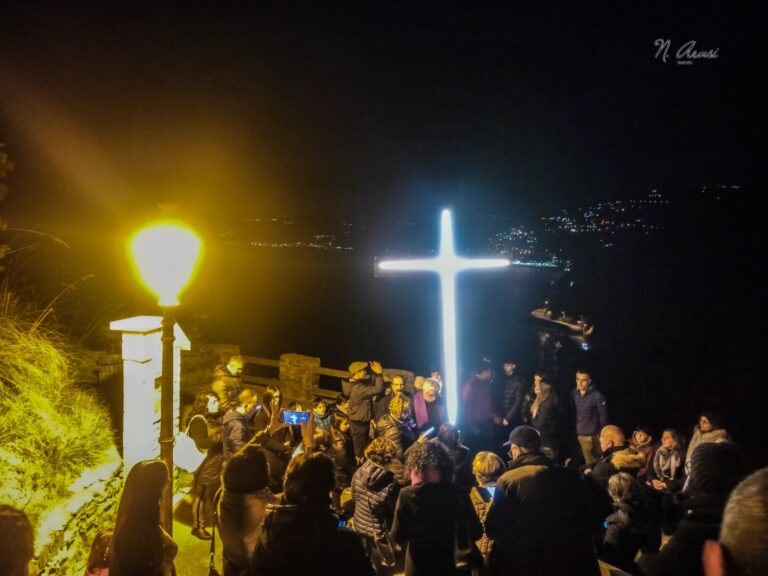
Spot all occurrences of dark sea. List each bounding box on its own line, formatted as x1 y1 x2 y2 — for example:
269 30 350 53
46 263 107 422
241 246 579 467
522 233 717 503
186 243 568 379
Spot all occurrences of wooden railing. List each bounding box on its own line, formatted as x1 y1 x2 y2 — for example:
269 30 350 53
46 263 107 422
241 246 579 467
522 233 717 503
240 355 349 400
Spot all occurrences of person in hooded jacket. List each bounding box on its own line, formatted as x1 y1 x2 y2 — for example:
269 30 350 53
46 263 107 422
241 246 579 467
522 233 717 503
352 437 405 575
217 446 277 576
250 451 374 576
584 425 647 490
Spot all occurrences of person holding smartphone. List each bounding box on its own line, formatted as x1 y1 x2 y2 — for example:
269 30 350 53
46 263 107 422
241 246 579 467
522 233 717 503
250 386 295 492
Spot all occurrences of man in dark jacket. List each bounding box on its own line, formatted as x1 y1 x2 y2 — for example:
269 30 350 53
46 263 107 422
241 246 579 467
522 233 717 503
250 452 374 576
486 426 602 576
391 442 483 576
222 393 257 467
570 370 608 465
374 375 407 421
460 364 496 452
584 425 647 490
499 360 526 429
342 361 385 463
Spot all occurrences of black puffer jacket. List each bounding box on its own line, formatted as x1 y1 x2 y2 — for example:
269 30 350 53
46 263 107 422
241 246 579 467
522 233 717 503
351 459 401 539
501 374 527 427
375 415 417 459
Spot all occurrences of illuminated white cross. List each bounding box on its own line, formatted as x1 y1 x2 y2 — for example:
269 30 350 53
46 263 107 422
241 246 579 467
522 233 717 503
378 209 509 423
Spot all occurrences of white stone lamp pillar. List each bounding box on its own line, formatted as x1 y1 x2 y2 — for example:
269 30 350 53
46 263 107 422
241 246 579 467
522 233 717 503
110 315 190 471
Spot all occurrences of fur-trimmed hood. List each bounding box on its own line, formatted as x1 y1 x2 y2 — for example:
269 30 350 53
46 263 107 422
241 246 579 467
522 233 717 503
610 447 647 471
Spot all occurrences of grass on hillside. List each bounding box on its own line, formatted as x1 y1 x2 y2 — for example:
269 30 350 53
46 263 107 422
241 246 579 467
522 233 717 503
0 315 116 526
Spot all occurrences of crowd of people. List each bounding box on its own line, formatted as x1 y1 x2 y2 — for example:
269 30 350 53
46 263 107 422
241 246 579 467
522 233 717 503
2 356 767 576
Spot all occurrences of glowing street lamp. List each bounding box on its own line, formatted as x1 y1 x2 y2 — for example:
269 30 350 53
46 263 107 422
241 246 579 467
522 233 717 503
129 220 202 532
378 209 509 423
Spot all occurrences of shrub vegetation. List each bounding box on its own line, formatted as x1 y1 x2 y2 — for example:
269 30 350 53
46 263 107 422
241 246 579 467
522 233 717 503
0 315 116 526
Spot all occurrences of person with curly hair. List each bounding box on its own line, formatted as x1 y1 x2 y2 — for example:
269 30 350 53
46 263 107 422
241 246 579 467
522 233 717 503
390 442 482 576
352 437 406 574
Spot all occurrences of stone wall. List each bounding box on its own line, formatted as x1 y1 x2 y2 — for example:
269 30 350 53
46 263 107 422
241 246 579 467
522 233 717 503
180 341 241 401
32 451 123 576
279 353 321 405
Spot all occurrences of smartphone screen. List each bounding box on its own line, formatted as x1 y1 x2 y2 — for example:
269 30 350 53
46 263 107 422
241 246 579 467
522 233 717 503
280 409 310 425
485 486 496 498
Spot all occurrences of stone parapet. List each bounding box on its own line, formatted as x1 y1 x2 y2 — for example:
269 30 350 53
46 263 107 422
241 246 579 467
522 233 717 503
33 449 123 576
279 353 321 405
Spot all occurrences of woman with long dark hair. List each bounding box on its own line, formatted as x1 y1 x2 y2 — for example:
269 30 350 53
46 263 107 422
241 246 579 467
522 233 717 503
109 460 176 576
527 374 562 461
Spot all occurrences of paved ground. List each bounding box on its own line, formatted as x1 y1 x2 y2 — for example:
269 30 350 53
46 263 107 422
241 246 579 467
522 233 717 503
172 490 223 576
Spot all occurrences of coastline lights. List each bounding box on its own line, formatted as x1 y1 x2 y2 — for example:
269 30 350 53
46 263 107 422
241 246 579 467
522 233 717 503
378 209 509 423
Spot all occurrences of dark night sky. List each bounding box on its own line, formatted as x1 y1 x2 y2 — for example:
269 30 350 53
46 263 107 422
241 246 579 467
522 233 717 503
2 3 767 453
1 2 762 238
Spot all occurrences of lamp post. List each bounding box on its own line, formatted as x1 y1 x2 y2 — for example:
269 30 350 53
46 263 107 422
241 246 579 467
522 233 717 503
129 220 202 533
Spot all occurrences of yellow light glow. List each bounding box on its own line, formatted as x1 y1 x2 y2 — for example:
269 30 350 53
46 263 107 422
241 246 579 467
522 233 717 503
129 221 202 306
